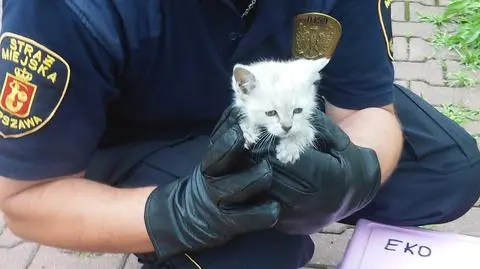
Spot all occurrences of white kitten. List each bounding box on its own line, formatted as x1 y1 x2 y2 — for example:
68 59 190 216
231 57 330 165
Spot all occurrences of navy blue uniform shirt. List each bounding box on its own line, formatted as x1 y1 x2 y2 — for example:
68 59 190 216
0 0 394 180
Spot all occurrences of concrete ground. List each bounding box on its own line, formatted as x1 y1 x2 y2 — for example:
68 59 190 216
1 0 479 268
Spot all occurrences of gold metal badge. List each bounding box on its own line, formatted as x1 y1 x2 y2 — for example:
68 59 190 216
293 13 342 59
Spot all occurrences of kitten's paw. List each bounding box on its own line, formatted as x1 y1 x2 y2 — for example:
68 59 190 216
243 131 258 146
240 122 259 149
276 141 301 165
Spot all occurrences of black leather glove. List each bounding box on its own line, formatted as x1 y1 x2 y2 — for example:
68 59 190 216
143 108 281 262
254 107 382 235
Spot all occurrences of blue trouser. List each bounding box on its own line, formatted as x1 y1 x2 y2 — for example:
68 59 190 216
86 84 480 269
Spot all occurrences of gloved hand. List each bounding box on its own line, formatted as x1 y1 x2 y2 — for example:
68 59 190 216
254 107 382 235
143 107 281 262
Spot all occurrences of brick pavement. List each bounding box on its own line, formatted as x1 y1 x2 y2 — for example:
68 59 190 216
1 0 480 268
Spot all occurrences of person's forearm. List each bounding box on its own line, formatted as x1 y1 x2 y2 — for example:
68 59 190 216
2 177 156 253
336 107 403 184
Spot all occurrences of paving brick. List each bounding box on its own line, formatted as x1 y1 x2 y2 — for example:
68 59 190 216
0 242 39 269
445 60 480 83
394 60 444 85
409 38 458 61
391 2 406 21
424 207 480 237
409 37 435 61
409 2 446 22
394 80 410 88
0 228 24 248
28 247 126 269
410 81 480 108
392 22 436 39
438 0 451 6
396 0 436 6
445 60 463 74
307 229 354 267
462 121 480 135
123 254 142 269
318 223 353 235
0 213 5 235
393 37 409 61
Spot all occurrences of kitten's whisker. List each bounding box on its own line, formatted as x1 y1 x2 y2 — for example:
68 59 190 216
255 136 267 150
251 132 270 161
267 133 276 153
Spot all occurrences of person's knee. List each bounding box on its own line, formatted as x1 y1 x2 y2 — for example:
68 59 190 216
338 159 480 227
160 229 315 269
437 160 480 223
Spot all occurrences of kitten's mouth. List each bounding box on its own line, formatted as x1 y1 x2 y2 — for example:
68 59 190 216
261 127 294 138
277 131 294 138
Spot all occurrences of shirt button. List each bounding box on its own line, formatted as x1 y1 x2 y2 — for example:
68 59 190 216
229 32 243 41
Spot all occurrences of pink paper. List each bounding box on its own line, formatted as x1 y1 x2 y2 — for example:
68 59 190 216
337 219 480 269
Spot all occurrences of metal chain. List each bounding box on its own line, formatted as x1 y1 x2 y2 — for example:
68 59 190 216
241 0 257 18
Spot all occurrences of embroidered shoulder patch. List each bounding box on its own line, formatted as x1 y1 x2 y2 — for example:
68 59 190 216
0 32 71 138
378 0 394 61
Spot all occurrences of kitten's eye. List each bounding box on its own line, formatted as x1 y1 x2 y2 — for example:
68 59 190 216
293 108 303 114
265 110 277 117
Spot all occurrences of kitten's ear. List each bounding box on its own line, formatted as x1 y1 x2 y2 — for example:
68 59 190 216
311 57 330 72
233 64 257 95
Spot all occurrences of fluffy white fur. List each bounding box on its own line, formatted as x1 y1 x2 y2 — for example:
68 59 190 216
231 57 330 164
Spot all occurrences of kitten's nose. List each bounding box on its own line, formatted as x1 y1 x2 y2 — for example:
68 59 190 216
281 125 292 132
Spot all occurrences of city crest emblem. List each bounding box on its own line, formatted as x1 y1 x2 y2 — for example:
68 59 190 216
0 32 71 138
292 13 342 59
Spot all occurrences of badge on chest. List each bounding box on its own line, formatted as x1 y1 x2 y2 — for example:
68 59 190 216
292 13 342 59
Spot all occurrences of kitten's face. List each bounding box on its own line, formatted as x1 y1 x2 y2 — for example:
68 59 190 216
244 86 314 138
232 58 329 138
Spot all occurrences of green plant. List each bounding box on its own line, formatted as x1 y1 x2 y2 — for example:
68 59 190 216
436 103 480 124
418 0 480 84
447 71 477 87
405 0 411 21
405 31 412 42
